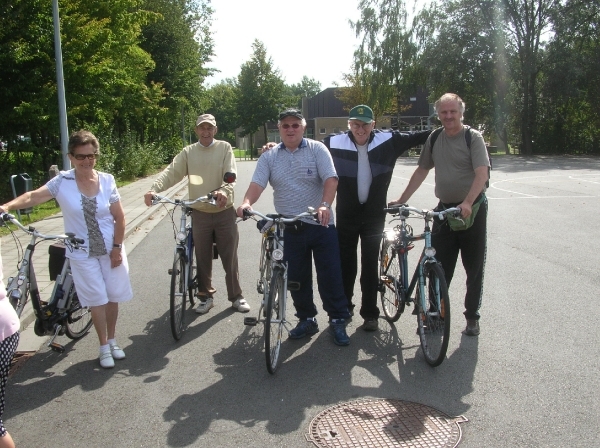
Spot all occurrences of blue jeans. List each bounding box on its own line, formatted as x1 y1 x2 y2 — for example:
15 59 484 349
283 224 350 320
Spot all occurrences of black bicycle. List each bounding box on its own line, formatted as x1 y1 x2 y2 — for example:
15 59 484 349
1 212 93 352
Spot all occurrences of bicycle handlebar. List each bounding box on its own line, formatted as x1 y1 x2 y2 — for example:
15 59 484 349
383 205 462 221
151 192 217 207
0 212 84 247
242 207 318 224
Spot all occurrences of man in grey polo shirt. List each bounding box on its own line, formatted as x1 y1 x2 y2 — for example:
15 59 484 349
237 109 351 346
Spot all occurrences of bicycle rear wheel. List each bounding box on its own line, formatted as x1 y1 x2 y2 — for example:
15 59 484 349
65 291 93 339
265 267 285 374
170 253 187 340
416 262 450 367
378 239 404 322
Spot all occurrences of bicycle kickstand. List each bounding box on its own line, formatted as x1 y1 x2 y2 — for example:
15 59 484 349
47 325 66 353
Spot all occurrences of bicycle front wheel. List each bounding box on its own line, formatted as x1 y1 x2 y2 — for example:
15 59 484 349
378 239 404 322
265 267 285 374
416 262 450 367
65 291 93 339
170 253 187 341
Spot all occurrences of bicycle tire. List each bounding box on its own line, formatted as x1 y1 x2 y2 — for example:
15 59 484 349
416 262 450 367
265 266 285 374
187 242 197 307
65 291 93 339
378 239 405 322
170 253 187 341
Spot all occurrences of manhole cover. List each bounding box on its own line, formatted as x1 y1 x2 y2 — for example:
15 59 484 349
306 398 468 448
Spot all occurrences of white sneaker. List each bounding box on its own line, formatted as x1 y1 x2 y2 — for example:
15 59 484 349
195 297 214 314
99 351 115 369
232 297 250 313
110 344 126 360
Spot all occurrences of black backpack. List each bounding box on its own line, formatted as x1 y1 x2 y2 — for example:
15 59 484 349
430 125 491 187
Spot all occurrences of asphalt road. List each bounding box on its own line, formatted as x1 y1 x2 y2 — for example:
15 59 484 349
5 155 600 447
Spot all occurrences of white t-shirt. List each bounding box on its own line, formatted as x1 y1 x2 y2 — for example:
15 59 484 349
46 170 121 260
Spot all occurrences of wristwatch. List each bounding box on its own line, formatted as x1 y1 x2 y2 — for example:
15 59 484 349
320 201 331 209
113 244 122 249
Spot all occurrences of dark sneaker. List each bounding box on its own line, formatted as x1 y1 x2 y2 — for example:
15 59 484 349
464 319 480 336
362 318 379 332
289 319 319 339
329 319 350 346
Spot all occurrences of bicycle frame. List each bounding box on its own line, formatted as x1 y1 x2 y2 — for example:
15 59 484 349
383 206 460 302
242 207 317 373
1 212 90 352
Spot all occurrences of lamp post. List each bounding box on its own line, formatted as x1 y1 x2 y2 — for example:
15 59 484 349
53 0 70 170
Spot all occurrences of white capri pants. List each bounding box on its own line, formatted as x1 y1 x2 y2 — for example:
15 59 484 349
69 246 134 307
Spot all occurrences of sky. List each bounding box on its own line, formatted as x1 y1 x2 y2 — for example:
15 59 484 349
205 0 362 89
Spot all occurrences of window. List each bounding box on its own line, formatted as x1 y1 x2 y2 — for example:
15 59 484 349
333 128 340 133
319 128 326 134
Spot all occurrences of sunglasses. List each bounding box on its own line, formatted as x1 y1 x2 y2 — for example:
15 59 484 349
71 153 99 160
281 123 302 129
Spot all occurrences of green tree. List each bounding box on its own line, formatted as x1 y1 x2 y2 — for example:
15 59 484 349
351 0 422 123
140 0 215 141
537 0 600 153
282 76 322 108
414 0 512 150
206 78 238 145
236 40 285 145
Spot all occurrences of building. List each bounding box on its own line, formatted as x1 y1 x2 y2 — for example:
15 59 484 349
236 87 433 150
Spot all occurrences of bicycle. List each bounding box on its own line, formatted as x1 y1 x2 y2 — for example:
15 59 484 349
378 204 461 367
241 207 317 374
1 212 93 353
150 172 236 341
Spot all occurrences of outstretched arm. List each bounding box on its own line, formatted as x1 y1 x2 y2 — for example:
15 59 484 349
389 166 430 205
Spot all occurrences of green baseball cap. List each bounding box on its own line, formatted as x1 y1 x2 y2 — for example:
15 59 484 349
348 105 374 123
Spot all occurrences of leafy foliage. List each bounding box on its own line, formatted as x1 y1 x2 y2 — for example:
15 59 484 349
235 40 285 143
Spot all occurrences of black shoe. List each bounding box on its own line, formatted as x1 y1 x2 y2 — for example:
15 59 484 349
361 318 379 332
463 319 480 336
329 319 350 346
289 319 319 339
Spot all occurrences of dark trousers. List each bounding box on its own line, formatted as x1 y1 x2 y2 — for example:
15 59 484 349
283 224 350 321
431 197 488 321
337 215 385 319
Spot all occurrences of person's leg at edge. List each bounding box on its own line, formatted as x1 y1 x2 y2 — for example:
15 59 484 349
336 217 360 314
358 219 385 321
431 211 460 288
458 199 487 322
91 305 109 346
213 208 243 301
311 225 350 320
285 228 319 339
284 229 317 319
0 433 15 448
0 332 19 448
192 210 216 298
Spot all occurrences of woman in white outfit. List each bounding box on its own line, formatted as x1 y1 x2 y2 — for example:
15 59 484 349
0 130 133 369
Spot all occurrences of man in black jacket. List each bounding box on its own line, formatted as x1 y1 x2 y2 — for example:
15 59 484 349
323 105 430 331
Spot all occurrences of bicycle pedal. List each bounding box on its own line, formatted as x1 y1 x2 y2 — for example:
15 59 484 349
244 317 258 326
287 281 300 291
49 342 65 353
